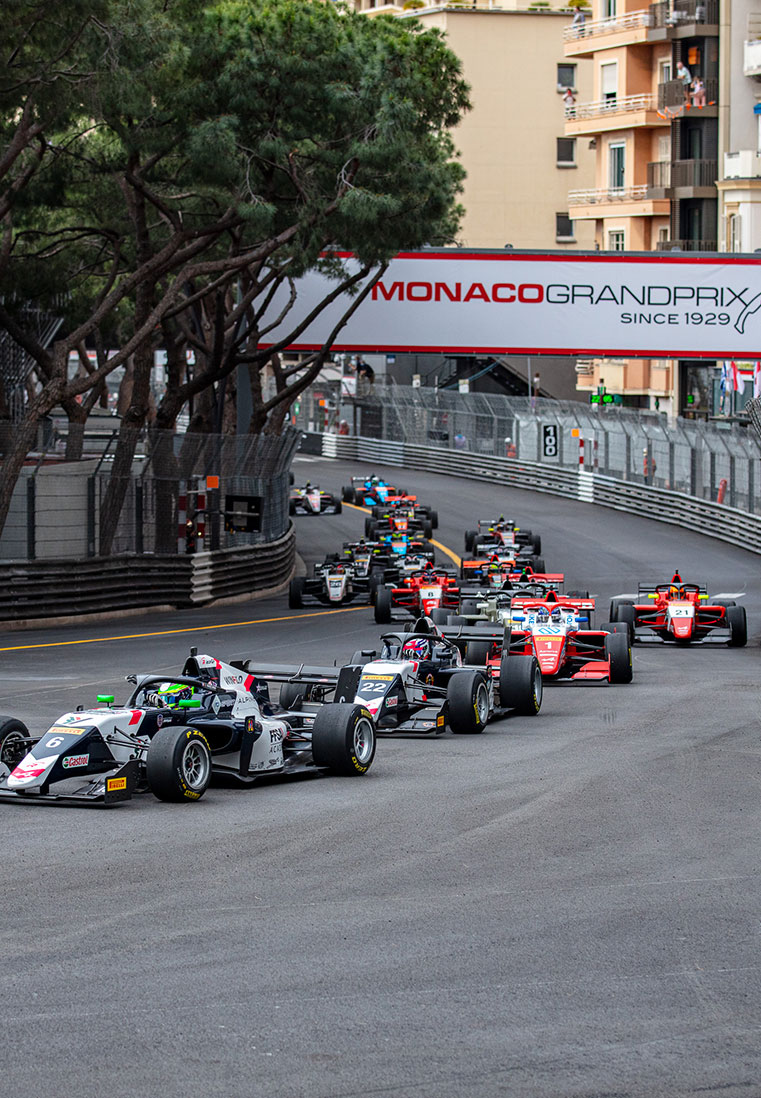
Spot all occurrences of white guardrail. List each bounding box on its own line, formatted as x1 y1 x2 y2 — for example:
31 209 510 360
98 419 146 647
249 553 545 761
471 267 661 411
319 433 761 555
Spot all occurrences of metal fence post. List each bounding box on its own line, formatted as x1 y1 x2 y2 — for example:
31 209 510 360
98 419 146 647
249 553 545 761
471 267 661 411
729 455 736 508
135 479 144 556
709 451 716 501
668 442 675 492
749 461 755 514
87 476 96 558
26 478 35 561
625 435 632 481
690 446 698 497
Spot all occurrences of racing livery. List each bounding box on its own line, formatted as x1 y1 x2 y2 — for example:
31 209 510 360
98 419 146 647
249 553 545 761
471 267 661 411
610 571 747 645
290 483 342 515
0 650 375 806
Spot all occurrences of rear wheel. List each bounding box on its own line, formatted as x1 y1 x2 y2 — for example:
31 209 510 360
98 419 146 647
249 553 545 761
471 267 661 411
727 605 747 647
342 485 356 503
279 682 304 710
428 510 439 530
311 704 376 774
447 672 489 734
712 599 735 608
146 727 211 802
374 586 392 624
334 498 342 514
364 517 377 538
499 655 542 715
566 589 590 599
288 577 305 609
464 639 492 665
532 534 542 556
614 602 636 642
422 520 433 540
464 529 477 552
533 557 546 573
0 717 32 778
605 632 633 683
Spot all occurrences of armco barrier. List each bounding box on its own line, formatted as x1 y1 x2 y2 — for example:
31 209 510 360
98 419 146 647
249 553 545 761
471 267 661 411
316 433 761 555
0 525 295 622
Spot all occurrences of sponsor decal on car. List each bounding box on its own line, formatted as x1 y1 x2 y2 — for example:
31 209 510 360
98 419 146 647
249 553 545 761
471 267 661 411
106 776 128 792
436 714 445 727
46 725 86 737
385 696 398 708
8 755 57 786
363 674 394 681
62 754 89 769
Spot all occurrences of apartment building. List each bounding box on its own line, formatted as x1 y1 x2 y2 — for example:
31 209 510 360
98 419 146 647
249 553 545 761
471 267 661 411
353 0 596 251
563 0 720 414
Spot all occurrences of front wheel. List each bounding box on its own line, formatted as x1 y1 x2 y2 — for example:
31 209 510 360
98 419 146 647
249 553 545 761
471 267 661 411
499 655 542 715
374 585 392 624
428 510 439 530
532 557 546 573
0 717 32 778
146 727 212 802
311 704 376 775
464 529 477 552
605 632 633 683
727 605 747 647
447 672 490 734
289 577 305 609
342 485 356 503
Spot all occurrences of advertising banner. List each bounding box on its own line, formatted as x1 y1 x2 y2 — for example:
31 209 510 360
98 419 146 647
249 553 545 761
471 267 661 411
261 250 761 359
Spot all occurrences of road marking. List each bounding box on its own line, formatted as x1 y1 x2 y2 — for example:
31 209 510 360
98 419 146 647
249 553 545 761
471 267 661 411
0 605 370 653
343 502 461 567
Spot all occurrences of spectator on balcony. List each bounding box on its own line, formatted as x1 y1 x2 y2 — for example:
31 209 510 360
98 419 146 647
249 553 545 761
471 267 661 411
691 77 706 108
676 61 692 104
572 7 586 35
563 87 577 117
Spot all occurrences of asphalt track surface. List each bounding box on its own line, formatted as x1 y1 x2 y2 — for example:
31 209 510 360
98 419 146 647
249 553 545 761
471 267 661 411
3 455 761 1098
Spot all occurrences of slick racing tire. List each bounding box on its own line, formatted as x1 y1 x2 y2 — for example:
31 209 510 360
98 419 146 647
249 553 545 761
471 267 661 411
499 655 542 715
374 586 392 624
365 518 377 539
368 569 384 604
342 485 356 503
532 534 542 556
609 597 634 620
447 614 468 626
0 716 32 778
464 639 492 666
600 621 629 635
532 557 546 574
464 529 477 552
447 672 490 734
311 704 376 775
566 589 590 599
289 577 305 609
612 602 636 642
289 499 297 515
605 632 633 683
726 605 748 647
430 608 448 625
422 521 433 540
333 498 343 514
460 599 479 616
428 510 439 530
279 682 304 710
146 727 212 802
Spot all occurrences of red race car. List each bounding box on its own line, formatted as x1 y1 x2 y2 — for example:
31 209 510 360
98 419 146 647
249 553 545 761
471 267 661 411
497 589 631 683
609 571 747 646
374 564 460 624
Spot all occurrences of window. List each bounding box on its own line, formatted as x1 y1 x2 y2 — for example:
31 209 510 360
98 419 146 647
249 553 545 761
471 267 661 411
658 226 669 244
556 137 577 166
600 61 618 104
603 0 616 17
556 212 575 241
659 58 672 85
557 63 576 90
728 212 741 252
608 230 625 250
658 134 671 161
608 142 625 190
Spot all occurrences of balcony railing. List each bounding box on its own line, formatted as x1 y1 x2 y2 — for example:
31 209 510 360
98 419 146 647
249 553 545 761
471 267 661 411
658 77 718 109
568 186 650 205
744 39 761 77
656 239 718 251
647 160 671 188
565 94 654 121
563 9 651 42
671 158 717 187
650 0 719 28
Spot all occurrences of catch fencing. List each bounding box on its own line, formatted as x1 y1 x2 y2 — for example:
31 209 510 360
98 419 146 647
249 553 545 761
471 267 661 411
296 384 761 513
0 428 301 562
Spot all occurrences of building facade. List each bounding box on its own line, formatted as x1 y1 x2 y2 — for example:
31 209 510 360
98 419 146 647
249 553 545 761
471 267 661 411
563 0 721 415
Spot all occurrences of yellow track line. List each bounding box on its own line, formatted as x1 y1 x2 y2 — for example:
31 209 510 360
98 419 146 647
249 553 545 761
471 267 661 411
0 605 370 653
343 501 461 567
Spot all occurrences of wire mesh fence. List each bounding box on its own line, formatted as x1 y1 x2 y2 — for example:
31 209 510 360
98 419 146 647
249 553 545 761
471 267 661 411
295 383 761 512
0 428 300 562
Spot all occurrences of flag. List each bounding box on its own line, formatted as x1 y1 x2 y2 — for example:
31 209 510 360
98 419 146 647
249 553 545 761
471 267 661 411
754 361 761 399
720 360 729 397
731 360 742 392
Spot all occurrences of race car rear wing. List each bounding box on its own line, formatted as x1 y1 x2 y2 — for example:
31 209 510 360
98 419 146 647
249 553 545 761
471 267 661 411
439 623 508 645
232 661 341 686
636 581 707 597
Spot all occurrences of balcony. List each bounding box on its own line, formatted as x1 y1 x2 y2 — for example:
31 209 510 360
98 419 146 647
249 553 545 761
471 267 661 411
565 94 662 137
656 239 718 251
744 39 761 78
563 9 651 57
671 158 717 193
568 184 669 219
657 77 718 116
647 159 671 196
649 0 719 37
723 150 761 178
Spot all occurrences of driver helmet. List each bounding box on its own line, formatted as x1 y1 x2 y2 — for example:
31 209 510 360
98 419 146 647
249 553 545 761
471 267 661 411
536 607 550 623
401 637 430 660
152 682 193 708
371 476 380 486
550 606 563 622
